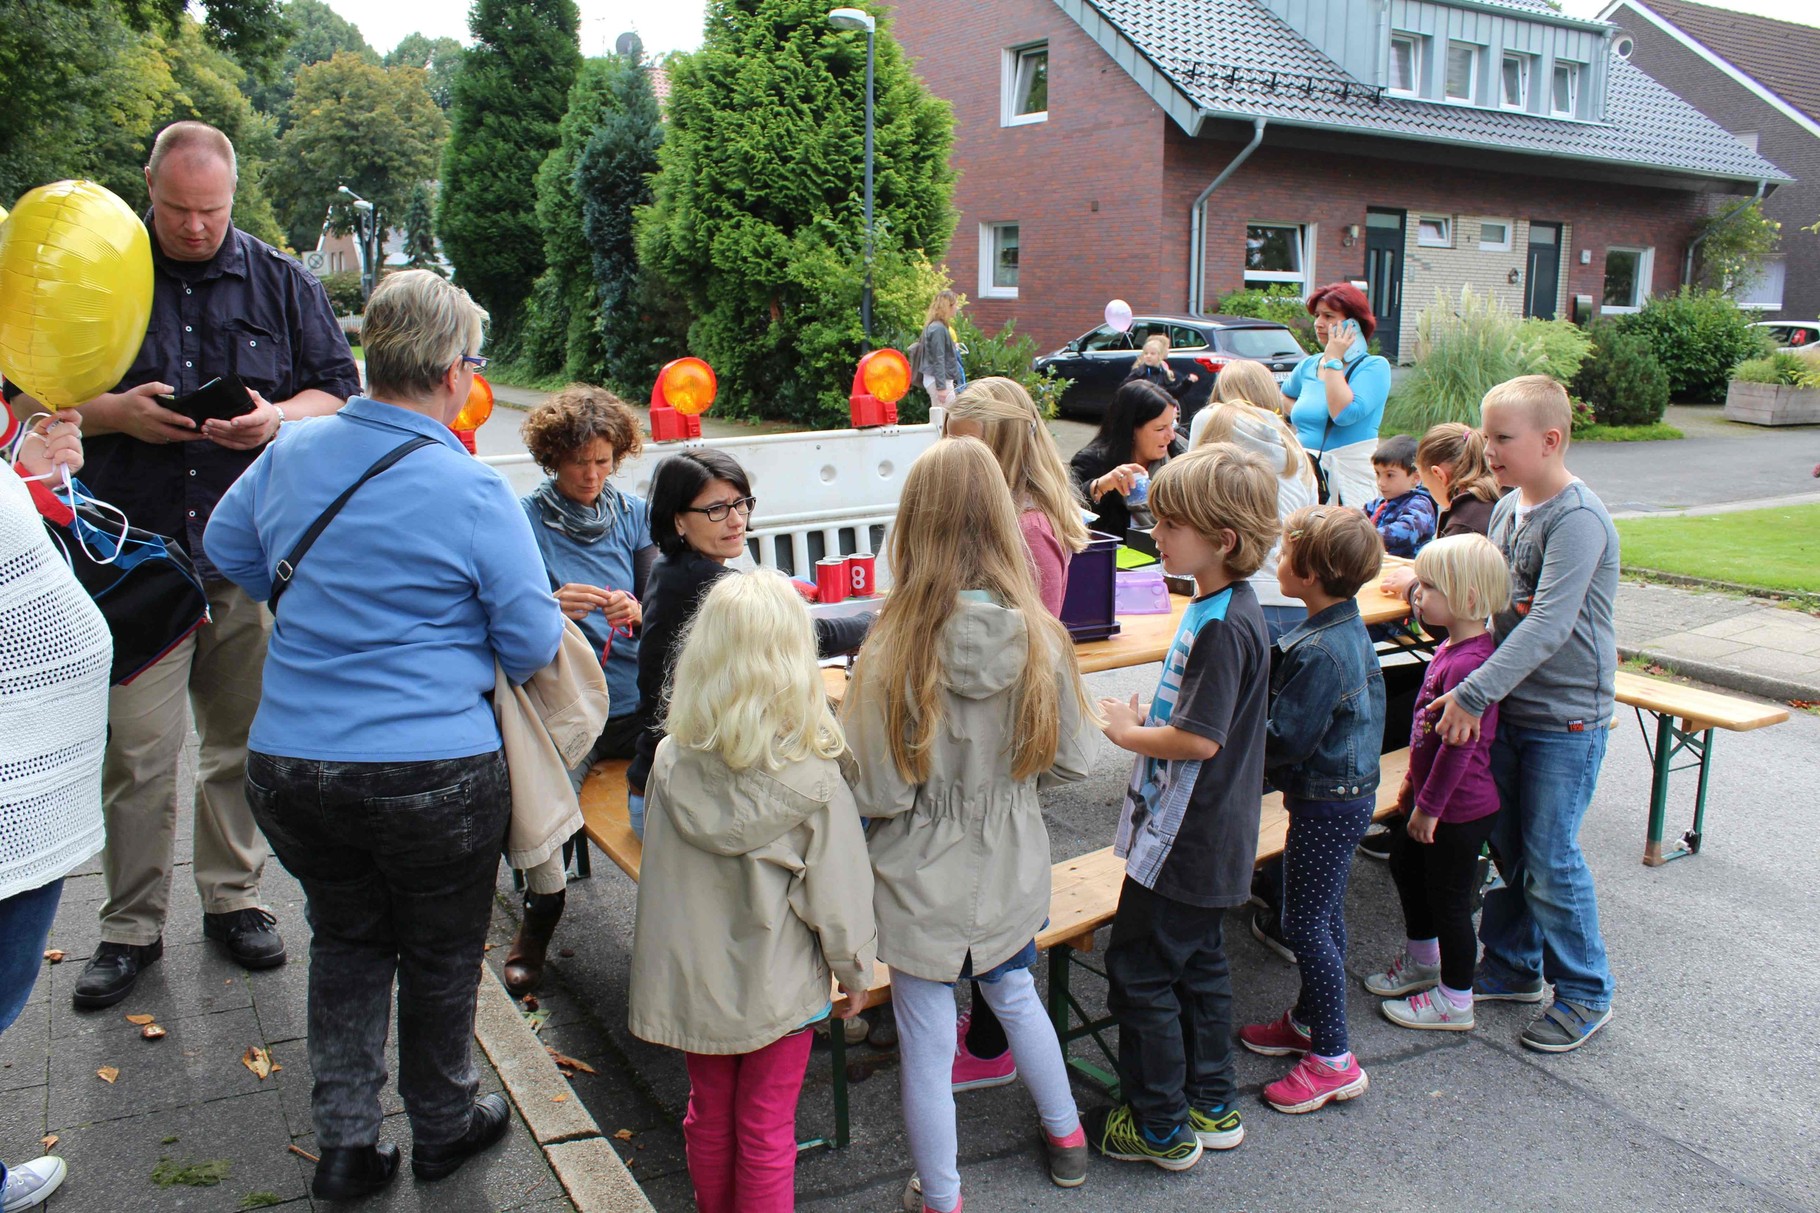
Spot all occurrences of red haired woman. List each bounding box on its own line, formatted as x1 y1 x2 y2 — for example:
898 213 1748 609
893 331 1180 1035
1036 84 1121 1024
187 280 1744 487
1279 283 1391 507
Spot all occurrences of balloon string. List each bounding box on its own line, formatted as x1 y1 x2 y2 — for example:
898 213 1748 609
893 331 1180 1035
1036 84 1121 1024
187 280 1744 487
60 475 133 567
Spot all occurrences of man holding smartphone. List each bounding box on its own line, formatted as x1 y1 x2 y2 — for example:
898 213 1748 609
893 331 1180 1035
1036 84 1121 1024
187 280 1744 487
4 121 360 1008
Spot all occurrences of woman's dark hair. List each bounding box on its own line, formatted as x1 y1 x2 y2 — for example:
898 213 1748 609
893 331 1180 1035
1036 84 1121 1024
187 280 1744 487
1091 379 1177 466
1305 281 1376 340
648 449 753 557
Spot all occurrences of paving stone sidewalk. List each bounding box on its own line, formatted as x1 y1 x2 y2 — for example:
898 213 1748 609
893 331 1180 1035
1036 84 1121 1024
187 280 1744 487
1616 579 1820 702
1 813 579 1211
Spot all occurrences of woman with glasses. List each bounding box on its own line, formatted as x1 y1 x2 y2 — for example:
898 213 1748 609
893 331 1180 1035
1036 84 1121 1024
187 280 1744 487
627 450 871 839
206 270 563 1199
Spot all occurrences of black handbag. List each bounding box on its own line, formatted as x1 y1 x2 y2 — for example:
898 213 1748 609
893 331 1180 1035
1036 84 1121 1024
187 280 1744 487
44 487 209 686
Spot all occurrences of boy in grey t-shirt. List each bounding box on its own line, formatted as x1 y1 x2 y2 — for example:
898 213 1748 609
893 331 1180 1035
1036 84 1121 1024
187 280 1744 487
1433 375 1618 1054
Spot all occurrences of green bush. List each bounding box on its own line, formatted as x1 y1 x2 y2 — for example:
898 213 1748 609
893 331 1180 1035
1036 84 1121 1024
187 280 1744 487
952 316 1067 418
320 272 365 317
1383 287 1527 432
1615 288 1770 402
1215 286 1318 353
1515 317 1593 383
1574 323 1670 426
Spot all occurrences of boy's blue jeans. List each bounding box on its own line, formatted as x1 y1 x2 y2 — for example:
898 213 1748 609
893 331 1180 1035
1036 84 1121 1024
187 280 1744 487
1479 723 1615 1010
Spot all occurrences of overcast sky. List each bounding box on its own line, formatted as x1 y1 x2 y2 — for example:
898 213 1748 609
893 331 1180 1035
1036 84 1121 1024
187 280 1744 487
324 0 1817 59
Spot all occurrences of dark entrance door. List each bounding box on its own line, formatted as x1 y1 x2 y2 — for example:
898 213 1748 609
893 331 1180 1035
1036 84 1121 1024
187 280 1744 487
1526 222 1563 319
1364 209 1405 360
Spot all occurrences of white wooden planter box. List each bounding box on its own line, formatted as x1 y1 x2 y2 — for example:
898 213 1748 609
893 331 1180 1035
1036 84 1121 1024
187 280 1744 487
1723 380 1820 426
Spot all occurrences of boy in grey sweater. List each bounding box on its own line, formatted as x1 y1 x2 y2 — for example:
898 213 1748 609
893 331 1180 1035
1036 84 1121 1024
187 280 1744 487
1433 375 1618 1054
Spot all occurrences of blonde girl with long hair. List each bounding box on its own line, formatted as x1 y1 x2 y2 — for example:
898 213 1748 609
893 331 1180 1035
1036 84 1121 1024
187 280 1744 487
1122 333 1199 401
1188 357 1285 444
945 377 1089 614
1379 422 1506 599
916 290 964 407
629 570 877 1213
845 438 1098 1212
1192 399 1318 641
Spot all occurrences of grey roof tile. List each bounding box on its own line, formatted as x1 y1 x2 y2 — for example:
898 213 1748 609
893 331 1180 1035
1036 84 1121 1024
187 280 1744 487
1628 0 1820 124
1078 0 1790 182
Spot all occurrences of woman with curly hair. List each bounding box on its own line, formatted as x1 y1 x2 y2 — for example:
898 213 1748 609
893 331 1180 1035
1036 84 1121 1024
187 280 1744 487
511 384 656 993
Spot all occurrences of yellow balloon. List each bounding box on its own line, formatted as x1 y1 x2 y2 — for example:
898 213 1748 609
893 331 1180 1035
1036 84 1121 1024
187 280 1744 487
0 180 153 410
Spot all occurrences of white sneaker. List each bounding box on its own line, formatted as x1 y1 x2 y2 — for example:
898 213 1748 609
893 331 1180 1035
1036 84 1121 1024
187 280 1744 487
1363 949 1440 998
1382 988 1475 1031
2 1157 67 1212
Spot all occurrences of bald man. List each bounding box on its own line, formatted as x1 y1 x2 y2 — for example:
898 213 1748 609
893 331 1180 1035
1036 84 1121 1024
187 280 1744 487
6 121 360 1008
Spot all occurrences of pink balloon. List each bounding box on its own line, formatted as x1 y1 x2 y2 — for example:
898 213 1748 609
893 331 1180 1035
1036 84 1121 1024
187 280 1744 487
1104 299 1133 332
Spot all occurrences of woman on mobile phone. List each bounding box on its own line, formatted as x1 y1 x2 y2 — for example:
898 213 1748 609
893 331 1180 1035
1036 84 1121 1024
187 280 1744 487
1279 283 1390 508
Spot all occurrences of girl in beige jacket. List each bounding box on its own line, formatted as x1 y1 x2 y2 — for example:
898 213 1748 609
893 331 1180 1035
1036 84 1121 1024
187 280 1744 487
628 571 876 1213
844 438 1099 1213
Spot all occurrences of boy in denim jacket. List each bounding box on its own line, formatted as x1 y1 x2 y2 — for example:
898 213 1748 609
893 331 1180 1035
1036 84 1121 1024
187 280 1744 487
1238 506 1386 1115
1434 375 1620 1053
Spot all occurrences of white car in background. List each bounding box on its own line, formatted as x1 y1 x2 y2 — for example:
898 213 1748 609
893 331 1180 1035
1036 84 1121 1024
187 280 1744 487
1751 320 1820 352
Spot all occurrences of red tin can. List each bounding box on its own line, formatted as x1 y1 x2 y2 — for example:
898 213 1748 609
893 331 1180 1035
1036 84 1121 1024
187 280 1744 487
815 556 850 603
849 552 877 597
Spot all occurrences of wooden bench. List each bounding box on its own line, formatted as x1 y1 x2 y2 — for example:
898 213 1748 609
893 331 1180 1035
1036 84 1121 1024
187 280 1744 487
1611 670 1790 866
577 749 1410 1147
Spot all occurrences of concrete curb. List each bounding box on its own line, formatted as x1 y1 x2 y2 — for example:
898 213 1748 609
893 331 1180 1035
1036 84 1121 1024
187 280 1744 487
473 968 656 1213
1619 644 1820 705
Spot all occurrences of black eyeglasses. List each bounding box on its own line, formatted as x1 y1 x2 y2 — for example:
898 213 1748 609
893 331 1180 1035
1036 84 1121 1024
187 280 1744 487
682 496 756 523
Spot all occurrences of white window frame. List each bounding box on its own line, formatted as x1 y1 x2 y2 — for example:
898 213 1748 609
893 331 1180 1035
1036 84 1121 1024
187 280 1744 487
1445 42 1480 103
1417 214 1453 248
1551 61 1581 117
1601 246 1655 314
1242 222 1312 296
979 221 1020 299
1500 52 1531 111
1388 33 1424 96
1735 256 1785 311
1001 43 1048 127
1477 218 1514 252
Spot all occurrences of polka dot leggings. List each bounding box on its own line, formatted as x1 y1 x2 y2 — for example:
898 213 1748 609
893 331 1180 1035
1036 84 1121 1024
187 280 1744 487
1282 797 1376 1058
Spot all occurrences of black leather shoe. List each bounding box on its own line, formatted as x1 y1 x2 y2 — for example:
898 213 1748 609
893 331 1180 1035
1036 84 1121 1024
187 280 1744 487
203 908 287 969
412 1094 511 1182
312 1143 400 1200
71 939 163 1009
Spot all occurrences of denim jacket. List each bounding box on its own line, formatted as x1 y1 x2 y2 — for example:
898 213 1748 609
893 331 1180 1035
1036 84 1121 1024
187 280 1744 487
1264 600 1387 802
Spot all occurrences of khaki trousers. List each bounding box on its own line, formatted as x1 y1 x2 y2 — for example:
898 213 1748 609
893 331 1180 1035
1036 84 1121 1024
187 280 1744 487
98 579 271 945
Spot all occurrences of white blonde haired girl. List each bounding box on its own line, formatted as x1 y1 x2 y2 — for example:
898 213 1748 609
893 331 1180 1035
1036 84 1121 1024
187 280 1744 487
1138 333 1177 381
1411 533 1512 623
663 569 845 772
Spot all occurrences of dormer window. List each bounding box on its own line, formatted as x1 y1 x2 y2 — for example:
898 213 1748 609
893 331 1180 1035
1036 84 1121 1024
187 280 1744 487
1389 34 1424 95
1500 53 1532 110
1445 43 1480 103
1551 61 1581 117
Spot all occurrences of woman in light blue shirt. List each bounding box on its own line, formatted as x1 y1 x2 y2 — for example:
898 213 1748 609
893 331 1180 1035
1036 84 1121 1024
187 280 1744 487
207 270 563 1200
1280 282 1391 507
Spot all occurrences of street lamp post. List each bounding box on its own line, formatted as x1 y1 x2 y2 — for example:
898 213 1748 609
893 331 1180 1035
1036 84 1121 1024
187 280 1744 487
828 7 876 350
337 185 380 307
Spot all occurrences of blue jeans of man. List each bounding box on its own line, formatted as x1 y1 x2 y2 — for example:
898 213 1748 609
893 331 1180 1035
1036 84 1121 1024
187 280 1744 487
1478 724 1615 1010
0 878 64 1189
246 748 510 1150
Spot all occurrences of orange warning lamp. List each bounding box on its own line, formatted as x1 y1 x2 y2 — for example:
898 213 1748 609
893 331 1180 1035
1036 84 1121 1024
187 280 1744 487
849 347 911 428
650 356 717 441
452 372 493 453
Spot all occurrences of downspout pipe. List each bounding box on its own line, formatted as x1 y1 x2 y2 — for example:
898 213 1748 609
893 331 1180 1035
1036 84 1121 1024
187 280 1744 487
1188 117 1267 314
1683 179 1767 287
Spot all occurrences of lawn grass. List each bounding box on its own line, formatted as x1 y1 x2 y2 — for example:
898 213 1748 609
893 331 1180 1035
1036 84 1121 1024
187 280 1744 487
1617 505 1820 594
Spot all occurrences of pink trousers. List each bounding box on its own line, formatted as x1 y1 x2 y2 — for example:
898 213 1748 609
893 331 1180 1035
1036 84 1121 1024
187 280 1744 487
683 1029 814 1213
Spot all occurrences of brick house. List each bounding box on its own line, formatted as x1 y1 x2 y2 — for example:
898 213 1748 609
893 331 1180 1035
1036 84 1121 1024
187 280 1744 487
885 0 1789 361
1598 0 1820 321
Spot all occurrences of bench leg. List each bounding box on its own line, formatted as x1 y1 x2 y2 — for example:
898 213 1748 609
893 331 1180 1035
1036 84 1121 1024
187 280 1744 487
1641 710 1714 867
1644 710 1674 866
796 1022 847 1154
1687 727 1714 857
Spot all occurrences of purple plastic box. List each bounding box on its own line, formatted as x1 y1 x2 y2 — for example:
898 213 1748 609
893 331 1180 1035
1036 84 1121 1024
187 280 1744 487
1059 530 1122 643
1115 568 1171 615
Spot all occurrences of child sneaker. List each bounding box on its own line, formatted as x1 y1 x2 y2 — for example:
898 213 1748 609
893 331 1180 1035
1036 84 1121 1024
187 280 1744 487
1084 1104 1203 1171
1238 1011 1312 1057
1473 966 1548 1003
1187 1105 1244 1150
899 1175 962 1213
1520 999 1612 1053
951 1014 1017 1092
1382 988 1475 1031
1364 949 1441 997
1262 1054 1369 1114
1043 1125 1088 1187
1 1157 66 1212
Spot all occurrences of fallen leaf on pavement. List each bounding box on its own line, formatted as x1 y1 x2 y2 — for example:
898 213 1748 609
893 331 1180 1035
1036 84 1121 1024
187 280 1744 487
545 1048 596 1075
550 1094 568 1103
287 1145 318 1164
241 1046 275 1080
524 1009 549 1033
613 1129 634 1142
43 950 65 964
41 1136 58 1150
522 995 539 1012
97 1066 120 1084
141 1024 168 1041
126 1014 155 1026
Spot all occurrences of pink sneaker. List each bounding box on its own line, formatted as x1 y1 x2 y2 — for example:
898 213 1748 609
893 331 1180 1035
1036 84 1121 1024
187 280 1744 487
1262 1054 1369 1114
1237 1011 1312 1057
951 1014 1017 1092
